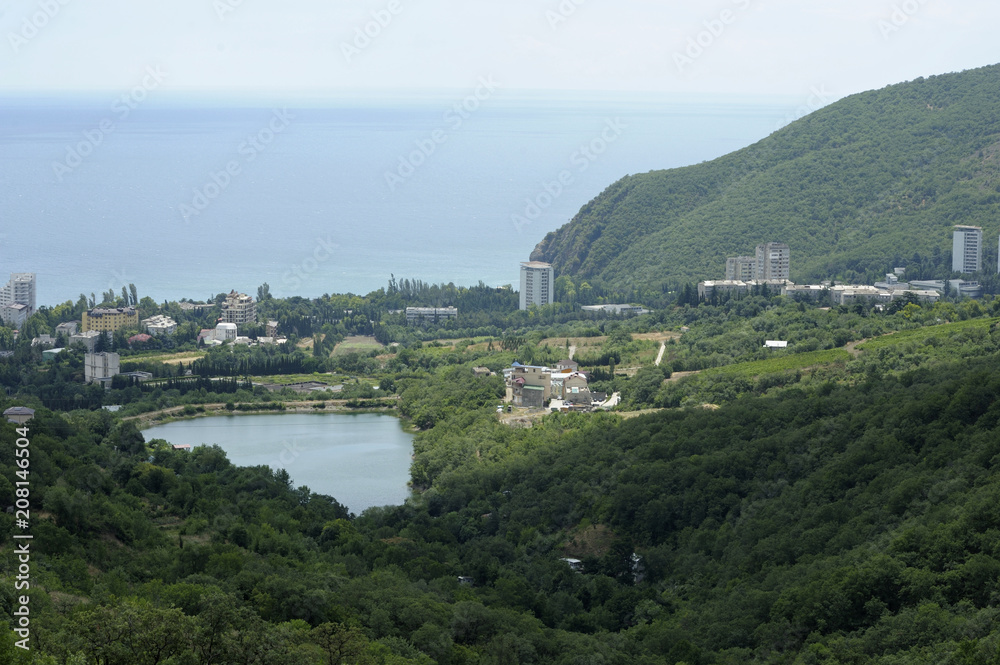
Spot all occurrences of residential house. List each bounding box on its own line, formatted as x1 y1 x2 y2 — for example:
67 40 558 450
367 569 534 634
506 362 551 407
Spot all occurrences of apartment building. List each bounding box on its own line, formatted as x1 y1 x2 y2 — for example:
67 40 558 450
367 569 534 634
953 225 982 274
519 261 554 310
82 307 139 333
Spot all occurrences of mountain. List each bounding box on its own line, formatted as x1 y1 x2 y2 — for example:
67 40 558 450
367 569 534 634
531 64 1000 289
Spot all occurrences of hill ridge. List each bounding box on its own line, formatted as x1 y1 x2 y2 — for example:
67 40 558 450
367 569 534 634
531 63 1000 289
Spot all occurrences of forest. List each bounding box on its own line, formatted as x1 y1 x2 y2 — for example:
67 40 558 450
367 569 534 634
3 289 1000 662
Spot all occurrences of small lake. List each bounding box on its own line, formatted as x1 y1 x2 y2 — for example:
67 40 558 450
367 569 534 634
143 413 414 514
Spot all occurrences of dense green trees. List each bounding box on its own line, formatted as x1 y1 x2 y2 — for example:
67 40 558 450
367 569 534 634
534 63 1000 291
7 287 1000 661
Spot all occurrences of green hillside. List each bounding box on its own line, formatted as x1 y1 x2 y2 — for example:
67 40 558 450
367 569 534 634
531 63 1000 288
6 308 1000 663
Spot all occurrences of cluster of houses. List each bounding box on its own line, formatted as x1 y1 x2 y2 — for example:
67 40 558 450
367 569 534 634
502 360 609 411
698 273 981 306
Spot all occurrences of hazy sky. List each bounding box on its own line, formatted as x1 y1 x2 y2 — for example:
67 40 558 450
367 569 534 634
1 0 997 102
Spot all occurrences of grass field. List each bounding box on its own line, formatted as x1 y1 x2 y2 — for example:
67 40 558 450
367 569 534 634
332 335 384 355
701 348 853 378
130 351 206 365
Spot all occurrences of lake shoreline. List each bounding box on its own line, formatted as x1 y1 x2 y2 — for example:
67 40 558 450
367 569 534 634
143 411 417 513
130 398 416 433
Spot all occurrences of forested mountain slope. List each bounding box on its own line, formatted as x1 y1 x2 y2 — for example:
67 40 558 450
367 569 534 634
5 312 1000 662
531 63 1000 288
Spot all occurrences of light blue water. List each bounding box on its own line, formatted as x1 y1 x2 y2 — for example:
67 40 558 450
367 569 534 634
143 412 414 514
0 93 798 306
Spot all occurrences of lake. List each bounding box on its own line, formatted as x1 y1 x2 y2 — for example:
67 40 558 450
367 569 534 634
143 412 414 514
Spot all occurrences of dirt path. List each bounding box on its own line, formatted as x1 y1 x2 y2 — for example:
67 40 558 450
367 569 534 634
844 339 864 357
654 342 666 366
665 370 701 382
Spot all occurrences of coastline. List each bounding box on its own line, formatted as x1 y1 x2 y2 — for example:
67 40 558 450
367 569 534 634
129 398 410 432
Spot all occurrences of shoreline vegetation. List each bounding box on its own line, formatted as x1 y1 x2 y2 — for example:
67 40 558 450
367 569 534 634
130 397 402 430
7 65 1000 662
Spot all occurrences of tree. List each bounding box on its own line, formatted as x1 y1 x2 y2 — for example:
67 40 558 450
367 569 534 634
630 366 667 406
310 623 372 665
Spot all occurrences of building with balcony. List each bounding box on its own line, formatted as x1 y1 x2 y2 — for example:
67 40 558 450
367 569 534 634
0 273 36 321
754 243 790 281
725 256 756 281
221 291 256 326
953 225 982 274
519 261 554 310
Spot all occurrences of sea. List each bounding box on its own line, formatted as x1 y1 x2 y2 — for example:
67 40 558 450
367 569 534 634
0 91 808 307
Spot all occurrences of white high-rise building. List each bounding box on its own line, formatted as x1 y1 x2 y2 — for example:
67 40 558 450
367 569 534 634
952 225 982 274
519 262 554 310
0 273 36 327
754 243 790 281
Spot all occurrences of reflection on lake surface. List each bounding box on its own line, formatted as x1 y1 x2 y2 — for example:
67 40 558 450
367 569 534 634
144 412 414 514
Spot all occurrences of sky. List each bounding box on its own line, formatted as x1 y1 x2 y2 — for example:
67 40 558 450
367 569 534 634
1 0 997 102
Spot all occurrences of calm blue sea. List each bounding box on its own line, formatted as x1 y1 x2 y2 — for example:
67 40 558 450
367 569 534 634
1 92 801 306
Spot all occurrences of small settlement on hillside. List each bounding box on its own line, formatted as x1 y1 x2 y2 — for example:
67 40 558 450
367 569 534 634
503 361 610 412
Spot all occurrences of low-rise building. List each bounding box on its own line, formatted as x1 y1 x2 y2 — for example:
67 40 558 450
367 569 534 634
551 371 592 405
506 362 552 408
909 280 946 293
781 284 828 300
179 302 215 312
42 348 66 362
142 314 177 336
950 279 983 299
3 406 35 424
892 290 940 304
128 333 153 345
405 306 458 326
198 323 238 345
698 280 791 300
1 303 30 328
580 304 650 316
70 330 103 353
215 322 238 341
85 352 120 385
55 321 79 336
829 285 890 306
31 334 55 348
82 307 139 333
